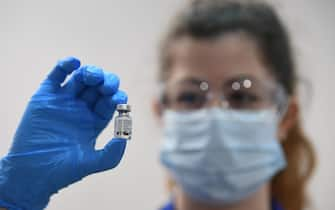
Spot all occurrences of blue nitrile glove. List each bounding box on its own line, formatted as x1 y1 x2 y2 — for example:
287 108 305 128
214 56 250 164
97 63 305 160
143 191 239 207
0 57 128 210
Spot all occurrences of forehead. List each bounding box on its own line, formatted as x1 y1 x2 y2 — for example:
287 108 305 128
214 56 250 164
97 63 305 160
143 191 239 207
168 32 275 87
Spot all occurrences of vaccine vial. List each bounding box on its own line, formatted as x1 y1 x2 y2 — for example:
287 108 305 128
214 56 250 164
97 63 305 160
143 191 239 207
114 104 132 140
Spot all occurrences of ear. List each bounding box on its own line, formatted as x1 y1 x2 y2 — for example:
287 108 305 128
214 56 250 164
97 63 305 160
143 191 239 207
152 97 163 121
278 96 299 141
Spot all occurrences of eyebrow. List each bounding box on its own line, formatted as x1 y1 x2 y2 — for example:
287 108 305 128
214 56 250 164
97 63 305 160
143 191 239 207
176 77 208 86
174 74 260 89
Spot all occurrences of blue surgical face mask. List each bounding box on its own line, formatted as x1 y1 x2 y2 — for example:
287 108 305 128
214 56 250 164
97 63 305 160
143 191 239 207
160 108 286 204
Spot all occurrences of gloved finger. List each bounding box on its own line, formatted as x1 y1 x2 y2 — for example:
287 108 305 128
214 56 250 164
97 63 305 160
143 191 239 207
98 72 120 96
79 87 101 109
75 65 104 86
62 65 104 96
86 138 127 175
47 57 81 86
94 90 128 120
61 70 86 96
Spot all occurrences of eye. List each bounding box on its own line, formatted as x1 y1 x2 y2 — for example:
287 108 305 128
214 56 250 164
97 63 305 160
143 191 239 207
176 91 206 109
227 91 260 109
177 92 201 104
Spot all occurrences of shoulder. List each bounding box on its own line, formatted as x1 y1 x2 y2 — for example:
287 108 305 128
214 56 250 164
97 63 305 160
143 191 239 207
161 200 284 210
160 202 174 210
272 199 285 210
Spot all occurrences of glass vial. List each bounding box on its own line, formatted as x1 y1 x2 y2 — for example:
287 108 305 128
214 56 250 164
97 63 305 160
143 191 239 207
114 104 132 140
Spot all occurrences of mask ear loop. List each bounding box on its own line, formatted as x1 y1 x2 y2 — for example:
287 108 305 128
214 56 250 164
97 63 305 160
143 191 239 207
274 85 290 122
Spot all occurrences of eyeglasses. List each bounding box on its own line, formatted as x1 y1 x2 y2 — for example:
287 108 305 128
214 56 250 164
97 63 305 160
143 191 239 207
160 76 288 115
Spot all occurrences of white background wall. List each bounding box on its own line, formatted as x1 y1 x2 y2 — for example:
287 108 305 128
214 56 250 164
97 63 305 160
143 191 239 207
0 0 334 209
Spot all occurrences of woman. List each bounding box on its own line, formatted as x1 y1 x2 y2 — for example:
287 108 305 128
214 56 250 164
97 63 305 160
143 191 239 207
0 1 315 210
155 1 316 210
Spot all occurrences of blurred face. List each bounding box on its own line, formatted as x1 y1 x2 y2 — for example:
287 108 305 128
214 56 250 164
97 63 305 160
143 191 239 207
156 32 297 205
156 31 296 144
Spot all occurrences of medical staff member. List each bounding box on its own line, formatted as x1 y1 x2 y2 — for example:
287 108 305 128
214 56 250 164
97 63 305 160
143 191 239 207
0 0 316 210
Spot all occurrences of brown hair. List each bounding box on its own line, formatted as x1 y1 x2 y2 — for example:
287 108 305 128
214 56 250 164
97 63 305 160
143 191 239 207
159 1 316 210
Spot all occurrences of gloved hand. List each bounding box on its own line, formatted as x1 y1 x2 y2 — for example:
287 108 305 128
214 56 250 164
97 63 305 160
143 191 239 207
0 57 128 210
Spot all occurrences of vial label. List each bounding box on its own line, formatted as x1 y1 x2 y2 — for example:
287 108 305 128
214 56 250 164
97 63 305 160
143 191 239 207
114 116 132 140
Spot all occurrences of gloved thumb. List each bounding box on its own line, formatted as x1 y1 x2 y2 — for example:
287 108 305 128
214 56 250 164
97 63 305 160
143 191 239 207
84 138 127 176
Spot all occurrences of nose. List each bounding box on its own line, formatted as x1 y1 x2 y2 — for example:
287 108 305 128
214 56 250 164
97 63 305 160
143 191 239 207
206 91 228 109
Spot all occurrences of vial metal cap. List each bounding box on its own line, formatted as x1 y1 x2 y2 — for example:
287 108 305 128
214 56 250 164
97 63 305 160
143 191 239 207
116 104 131 112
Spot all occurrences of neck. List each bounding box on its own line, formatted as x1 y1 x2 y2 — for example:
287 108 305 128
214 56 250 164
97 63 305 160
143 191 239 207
174 184 271 210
